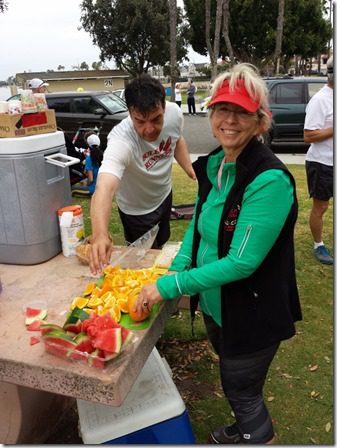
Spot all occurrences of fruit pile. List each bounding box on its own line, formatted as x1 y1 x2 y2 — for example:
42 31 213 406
71 265 166 323
25 264 167 368
41 310 132 369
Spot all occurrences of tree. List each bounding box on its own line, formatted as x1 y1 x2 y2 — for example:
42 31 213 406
184 0 332 71
57 65 65 71
72 61 90 71
80 0 187 77
169 0 178 101
222 0 234 65
274 0 285 75
205 0 224 79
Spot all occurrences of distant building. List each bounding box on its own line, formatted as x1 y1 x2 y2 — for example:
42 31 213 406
14 69 129 93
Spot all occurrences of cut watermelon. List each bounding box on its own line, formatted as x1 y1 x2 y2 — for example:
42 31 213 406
73 332 94 353
25 307 48 326
88 349 105 369
40 323 65 336
63 319 83 334
43 330 77 358
64 308 90 325
92 327 122 353
30 336 40 346
27 320 43 331
121 327 133 347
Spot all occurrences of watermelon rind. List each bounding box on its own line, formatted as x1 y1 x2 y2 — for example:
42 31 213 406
43 331 77 358
40 323 65 335
25 309 48 326
64 307 90 325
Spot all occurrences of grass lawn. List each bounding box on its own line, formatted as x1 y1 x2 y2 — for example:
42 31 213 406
73 163 333 445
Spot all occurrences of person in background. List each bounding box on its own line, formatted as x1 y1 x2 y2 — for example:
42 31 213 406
134 63 302 444
175 82 182 108
187 79 196 115
28 78 49 93
89 74 196 274
71 132 103 196
303 56 333 265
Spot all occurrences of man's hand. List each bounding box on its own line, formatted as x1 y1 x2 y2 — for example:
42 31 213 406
89 234 114 275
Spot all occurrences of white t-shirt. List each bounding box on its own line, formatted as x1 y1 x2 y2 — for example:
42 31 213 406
304 84 333 166
99 101 183 215
175 88 182 102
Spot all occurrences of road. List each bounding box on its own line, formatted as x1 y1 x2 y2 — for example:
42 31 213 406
182 113 218 154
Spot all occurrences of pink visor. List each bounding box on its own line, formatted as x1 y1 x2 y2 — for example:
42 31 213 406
208 79 260 112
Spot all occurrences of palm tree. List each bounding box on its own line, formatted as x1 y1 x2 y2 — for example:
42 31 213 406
168 0 178 101
274 0 285 75
222 0 234 66
205 0 224 80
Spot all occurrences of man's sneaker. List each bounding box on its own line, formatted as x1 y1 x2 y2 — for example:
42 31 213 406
209 422 241 444
313 245 333 265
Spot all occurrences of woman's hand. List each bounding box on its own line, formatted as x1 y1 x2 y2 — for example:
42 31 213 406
134 283 164 319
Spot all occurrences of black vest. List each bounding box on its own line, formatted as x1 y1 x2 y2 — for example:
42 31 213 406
191 138 302 356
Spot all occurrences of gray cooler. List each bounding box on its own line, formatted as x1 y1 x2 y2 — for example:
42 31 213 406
0 131 79 265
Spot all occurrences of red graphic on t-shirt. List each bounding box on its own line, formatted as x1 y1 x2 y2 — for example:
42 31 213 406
143 137 172 170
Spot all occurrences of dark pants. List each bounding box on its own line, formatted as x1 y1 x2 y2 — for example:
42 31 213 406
118 191 172 249
203 313 279 444
187 97 196 114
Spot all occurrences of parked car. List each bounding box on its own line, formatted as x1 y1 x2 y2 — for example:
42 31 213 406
264 76 326 152
7 90 129 150
112 88 125 101
45 91 129 149
199 76 326 153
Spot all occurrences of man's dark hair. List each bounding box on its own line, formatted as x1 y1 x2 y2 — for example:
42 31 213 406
124 74 166 114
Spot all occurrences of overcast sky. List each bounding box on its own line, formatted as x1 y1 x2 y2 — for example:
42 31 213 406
0 0 208 81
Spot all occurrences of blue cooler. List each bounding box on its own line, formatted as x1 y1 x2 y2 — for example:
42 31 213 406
77 348 195 444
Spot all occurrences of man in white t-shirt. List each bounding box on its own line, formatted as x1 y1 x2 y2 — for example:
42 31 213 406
89 74 196 274
304 56 333 265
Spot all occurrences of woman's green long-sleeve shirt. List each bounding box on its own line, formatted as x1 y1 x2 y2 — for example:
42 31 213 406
157 150 294 326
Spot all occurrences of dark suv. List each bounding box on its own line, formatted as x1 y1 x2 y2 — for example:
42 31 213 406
45 91 129 149
264 77 326 152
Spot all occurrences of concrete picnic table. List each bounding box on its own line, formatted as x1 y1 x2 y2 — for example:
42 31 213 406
0 246 179 443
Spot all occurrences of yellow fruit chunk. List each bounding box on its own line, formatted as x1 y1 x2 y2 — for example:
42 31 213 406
83 282 96 296
104 296 116 309
117 297 129 313
71 296 89 310
88 296 103 307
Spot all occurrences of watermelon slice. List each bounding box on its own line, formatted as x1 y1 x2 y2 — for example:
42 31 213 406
25 307 48 326
43 330 77 358
63 319 83 334
88 349 105 369
40 323 65 336
121 327 133 347
27 320 43 331
73 332 94 353
92 327 122 353
30 336 40 346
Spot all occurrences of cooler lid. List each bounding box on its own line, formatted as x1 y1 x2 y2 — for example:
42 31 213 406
0 130 66 155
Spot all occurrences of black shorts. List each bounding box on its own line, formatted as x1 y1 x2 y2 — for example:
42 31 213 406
118 191 172 249
305 161 333 201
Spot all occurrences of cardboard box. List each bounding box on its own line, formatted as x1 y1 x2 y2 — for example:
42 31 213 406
0 109 57 138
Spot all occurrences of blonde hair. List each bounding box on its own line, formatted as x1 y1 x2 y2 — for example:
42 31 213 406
210 63 272 131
